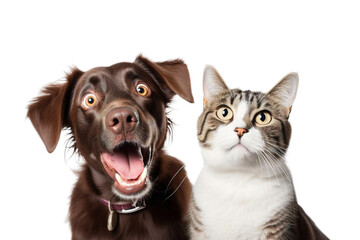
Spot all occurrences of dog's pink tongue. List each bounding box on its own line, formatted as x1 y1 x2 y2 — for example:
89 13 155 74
104 150 144 180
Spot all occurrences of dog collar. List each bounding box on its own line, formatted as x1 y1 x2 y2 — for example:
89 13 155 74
99 198 146 214
100 198 147 231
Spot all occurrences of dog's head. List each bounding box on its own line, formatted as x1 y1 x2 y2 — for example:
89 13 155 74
28 55 193 200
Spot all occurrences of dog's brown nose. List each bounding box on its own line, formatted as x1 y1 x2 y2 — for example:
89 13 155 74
106 107 138 134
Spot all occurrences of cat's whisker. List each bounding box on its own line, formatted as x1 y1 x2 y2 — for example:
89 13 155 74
265 141 288 153
263 152 282 185
264 144 286 159
260 152 274 179
270 147 287 157
264 139 289 149
264 143 288 162
262 148 292 185
257 150 280 184
254 152 266 177
258 149 281 180
256 151 272 178
273 159 292 186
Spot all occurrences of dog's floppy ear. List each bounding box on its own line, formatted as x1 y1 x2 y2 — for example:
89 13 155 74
134 55 194 103
27 68 83 153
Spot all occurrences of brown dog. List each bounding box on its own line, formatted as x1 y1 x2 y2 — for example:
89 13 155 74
28 56 193 239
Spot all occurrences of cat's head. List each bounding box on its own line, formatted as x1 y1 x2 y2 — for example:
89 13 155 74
198 66 299 173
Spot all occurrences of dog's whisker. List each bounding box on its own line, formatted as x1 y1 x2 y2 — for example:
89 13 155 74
163 165 185 198
163 175 188 203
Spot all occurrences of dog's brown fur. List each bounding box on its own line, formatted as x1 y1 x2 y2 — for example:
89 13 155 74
28 56 194 239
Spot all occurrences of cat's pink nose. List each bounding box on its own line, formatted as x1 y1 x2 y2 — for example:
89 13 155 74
234 128 248 136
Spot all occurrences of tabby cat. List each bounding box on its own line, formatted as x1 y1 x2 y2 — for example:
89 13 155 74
189 66 328 240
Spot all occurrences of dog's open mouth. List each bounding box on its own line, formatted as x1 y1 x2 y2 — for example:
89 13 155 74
100 142 152 195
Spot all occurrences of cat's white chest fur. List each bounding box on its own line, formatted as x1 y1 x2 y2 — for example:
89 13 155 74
193 166 293 240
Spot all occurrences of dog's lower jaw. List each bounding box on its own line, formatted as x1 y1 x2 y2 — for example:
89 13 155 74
111 179 153 201
89 163 154 202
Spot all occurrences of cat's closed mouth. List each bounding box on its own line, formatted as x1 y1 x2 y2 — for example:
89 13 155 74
226 142 249 152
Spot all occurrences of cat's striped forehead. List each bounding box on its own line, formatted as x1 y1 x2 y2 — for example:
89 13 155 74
213 89 265 109
209 88 288 118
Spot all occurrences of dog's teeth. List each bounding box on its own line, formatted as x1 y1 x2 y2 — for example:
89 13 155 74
141 167 147 179
115 173 123 184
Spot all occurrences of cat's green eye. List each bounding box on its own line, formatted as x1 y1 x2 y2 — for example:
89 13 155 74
255 112 272 125
216 107 233 121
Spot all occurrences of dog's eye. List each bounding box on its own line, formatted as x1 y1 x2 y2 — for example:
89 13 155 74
136 83 150 97
82 93 98 109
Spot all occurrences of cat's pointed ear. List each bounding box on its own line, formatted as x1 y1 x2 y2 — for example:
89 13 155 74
266 72 299 117
203 65 229 106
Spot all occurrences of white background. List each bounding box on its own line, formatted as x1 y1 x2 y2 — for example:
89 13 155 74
1 1 359 239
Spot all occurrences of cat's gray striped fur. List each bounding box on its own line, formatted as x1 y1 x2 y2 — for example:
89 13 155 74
189 66 328 240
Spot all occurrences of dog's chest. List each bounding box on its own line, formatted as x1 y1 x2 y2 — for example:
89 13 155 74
73 203 185 240
118 202 187 240
193 168 293 240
